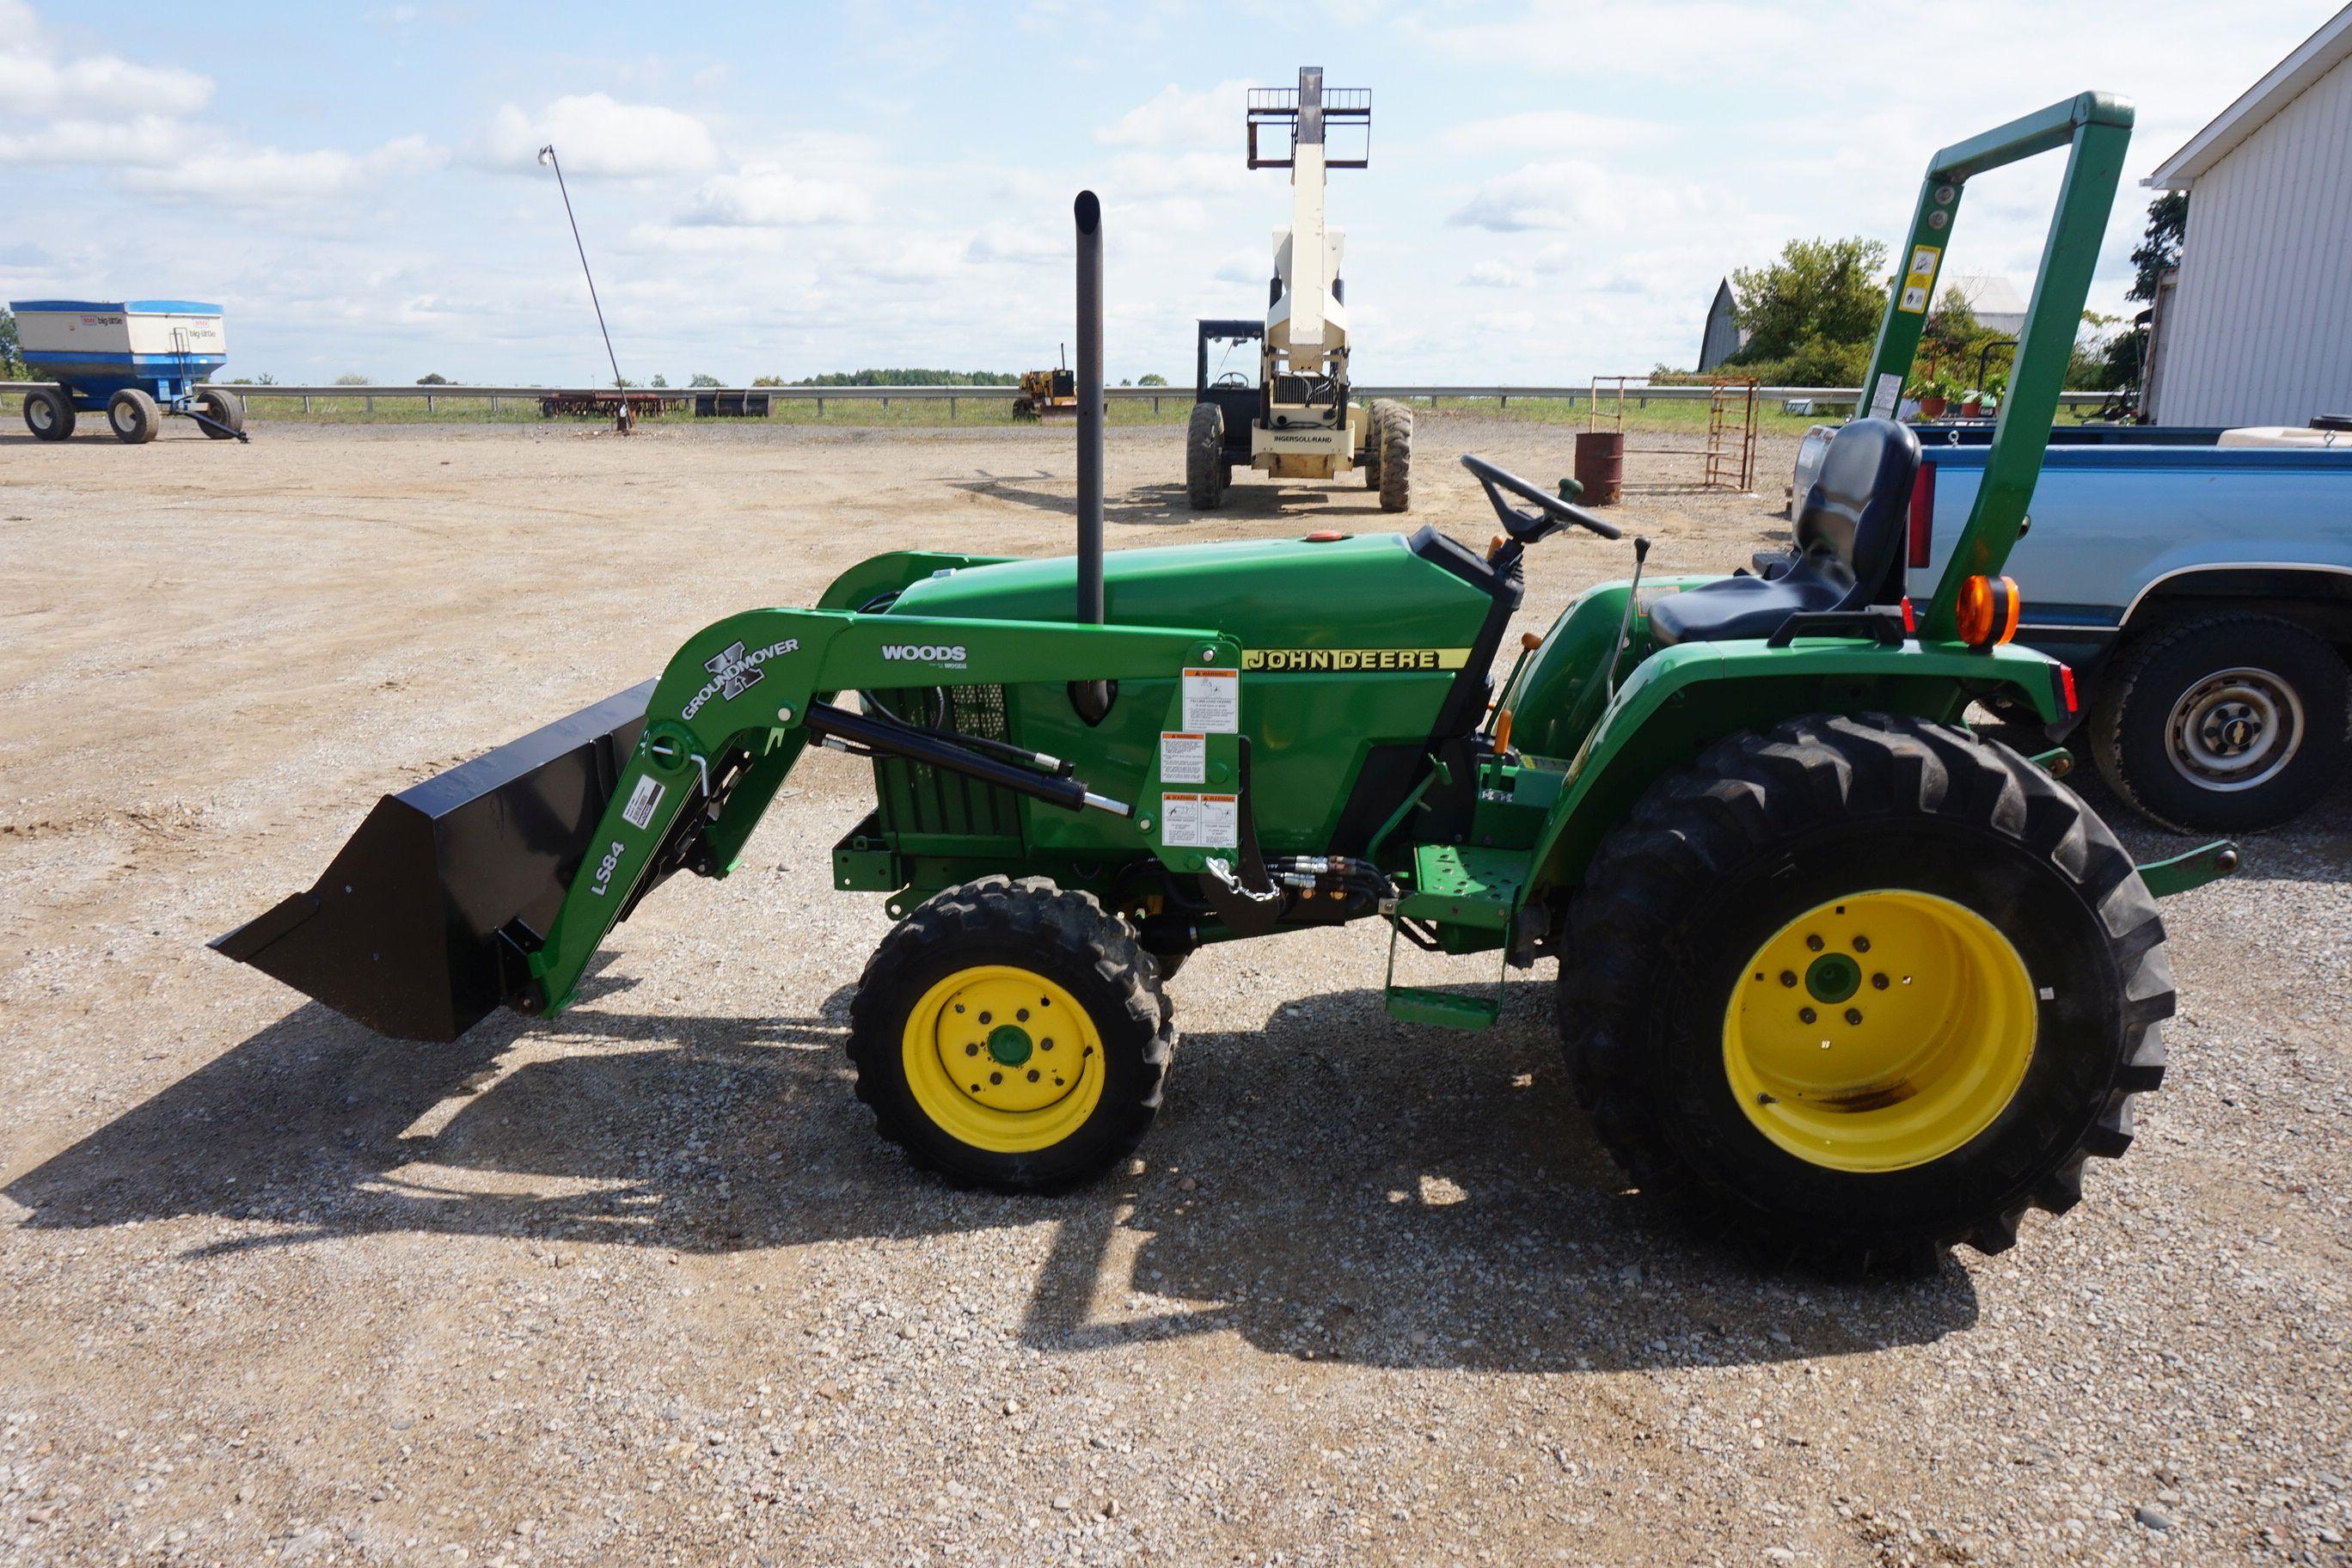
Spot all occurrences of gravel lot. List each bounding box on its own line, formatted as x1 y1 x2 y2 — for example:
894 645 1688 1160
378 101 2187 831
2 417 2347 1567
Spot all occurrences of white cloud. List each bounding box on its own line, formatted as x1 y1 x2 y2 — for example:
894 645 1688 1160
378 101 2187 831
1465 260 1534 289
481 94 720 178
0 113 187 166
1095 79 1256 149
1436 108 1663 157
681 164 871 226
965 222 1063 265
0 4 211 119
1451 159 1703 235
117 135 446 206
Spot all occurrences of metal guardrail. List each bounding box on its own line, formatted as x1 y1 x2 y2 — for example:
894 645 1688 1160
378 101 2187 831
0 380 2111 413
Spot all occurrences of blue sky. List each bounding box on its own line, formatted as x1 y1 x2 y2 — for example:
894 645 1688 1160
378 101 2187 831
3 1 2338 385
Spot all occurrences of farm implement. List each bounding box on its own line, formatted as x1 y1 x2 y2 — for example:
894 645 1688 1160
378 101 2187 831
219 100 2239 1268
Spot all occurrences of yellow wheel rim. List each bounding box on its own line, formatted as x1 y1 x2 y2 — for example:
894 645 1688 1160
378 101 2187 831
900 965 1106 1154
1723 890 2037 1173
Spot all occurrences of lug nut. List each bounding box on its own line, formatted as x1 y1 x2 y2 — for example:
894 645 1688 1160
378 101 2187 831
1779 971 1798 988
1017 1008 1030 1021
1853 935 1871 952
978 1012 991 1024
1798 1007 1817 1024
965 1043 979 1056
989 1071 1002 1085
1026 1069 1041 1083
1805 934 1824 952
1845 1008 1863 1026
1041 1038 1055 1050
1871 972 1890 989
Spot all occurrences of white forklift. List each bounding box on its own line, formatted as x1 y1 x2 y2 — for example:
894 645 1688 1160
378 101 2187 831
1186 68 1409 511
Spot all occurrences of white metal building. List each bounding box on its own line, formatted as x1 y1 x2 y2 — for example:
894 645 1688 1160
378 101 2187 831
2143 4 2352 426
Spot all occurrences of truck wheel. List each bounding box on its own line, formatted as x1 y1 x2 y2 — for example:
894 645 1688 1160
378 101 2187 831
1557 713 2172 1271
195 388 245 438
1185 403 1227 509
107 388 161 444
21 387 75 441
848 876 1173 1191
2088 613 2350 832
1360 404 1385 488
1376 400 1412 512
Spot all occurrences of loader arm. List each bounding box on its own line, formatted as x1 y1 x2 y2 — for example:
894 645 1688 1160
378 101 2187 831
519 609 1238 1020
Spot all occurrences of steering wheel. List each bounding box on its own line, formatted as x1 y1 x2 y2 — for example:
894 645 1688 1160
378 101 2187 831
1460 453 1622 545
1213 371 1251 389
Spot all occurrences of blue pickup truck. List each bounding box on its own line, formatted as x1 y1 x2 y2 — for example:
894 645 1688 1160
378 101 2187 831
1789 420 2352 831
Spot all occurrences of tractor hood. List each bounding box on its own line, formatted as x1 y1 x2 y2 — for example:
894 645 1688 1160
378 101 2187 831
888 530 1500 664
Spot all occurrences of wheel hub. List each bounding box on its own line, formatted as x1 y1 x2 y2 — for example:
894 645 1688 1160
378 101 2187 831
2166 667 2303 791
1724 891 2038 1173
899 966 1101 1152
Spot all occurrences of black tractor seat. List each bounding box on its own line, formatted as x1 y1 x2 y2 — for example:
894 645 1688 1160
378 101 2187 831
1649 419 1920 646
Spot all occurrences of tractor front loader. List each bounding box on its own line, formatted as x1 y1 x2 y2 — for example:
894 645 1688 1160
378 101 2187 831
222 104 2239 1271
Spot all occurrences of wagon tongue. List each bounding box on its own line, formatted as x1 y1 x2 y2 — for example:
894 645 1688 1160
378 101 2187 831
210 680 656 1043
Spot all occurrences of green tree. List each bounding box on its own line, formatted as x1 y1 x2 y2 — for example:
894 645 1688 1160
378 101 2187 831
0 308 25 379
650 374 670 388
1727 236 1890 364
751 374 787 387
334 372 371 386
2127 191 2187 303
1136 372 1167 387
416 372 450 385
689 372 722 388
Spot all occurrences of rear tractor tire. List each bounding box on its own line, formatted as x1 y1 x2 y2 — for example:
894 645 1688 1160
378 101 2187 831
848 877 1174 1191
21 386 75 441
1185 402 1228 510
1557 713 2173 1271
1375 399 1412 512
107 388 161 444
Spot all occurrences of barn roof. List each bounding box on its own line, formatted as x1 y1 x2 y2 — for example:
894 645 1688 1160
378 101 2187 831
2147 3 2352 188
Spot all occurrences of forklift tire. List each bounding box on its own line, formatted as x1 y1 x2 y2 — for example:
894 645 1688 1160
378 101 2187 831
2086 613 2351 833
107 388 161 444
21 387 75 441
848 876 1174 1192
1556 713 2173 1271
1375 400 1412 512
195 388 246 438
1186 403 1227 510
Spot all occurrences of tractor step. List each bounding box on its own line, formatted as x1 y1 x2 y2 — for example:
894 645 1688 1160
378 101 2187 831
1382 985 1500 1031
1396 843 1524 929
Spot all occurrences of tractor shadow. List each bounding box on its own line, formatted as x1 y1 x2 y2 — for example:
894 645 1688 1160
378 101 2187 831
6 969 1978 1375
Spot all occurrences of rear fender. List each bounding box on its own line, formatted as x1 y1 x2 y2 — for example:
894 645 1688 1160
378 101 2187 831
1519 637 2068 897
1502 574 1722 763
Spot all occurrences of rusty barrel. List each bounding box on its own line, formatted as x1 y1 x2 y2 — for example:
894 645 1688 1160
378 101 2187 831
1572 432 1625 505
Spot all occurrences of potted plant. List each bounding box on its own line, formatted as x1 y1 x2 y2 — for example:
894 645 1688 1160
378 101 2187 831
1908 373 1953 420
1960 388 1984 419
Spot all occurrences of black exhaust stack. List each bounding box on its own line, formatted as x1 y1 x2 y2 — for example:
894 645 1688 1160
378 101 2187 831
1072 190 1113 723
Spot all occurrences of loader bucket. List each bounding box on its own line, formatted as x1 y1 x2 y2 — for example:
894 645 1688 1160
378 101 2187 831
211 680 657 1043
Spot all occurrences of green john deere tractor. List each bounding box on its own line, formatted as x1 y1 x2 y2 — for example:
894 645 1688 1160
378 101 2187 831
218 100 2238 1269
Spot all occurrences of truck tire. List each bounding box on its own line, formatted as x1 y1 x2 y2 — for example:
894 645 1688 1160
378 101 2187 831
1360 404 1384 489
107 388 161 444
195 388 245 438
1376 400 1412 512
2087 613 2350 833
1185 402 1227 510
21 387 74 441
848 876 1173 1192
1557 713 2172 1271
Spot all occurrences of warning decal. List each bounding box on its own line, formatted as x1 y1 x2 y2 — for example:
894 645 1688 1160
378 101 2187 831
1160 793 1239 848
1159 732 1206 784
1180 667 1240 733
1897 244 1942 314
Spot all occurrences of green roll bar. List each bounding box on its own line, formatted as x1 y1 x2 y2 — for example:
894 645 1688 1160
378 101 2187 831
1853 92 2136 641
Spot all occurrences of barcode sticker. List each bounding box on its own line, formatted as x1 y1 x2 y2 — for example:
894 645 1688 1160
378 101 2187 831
622 775 665 830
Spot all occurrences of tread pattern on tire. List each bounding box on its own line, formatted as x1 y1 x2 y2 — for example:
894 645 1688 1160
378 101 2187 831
2087 610 2352 833
1185 403 1226 510
1556 712 2174 1268
847 875 1174 1193
1376 400 1412 513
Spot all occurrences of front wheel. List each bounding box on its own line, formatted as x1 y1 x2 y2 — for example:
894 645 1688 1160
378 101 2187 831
848 877 1173 1191
1185 402 1227 510
2089 613 2350 832
195 388 245 438
1558 714 2172 1271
